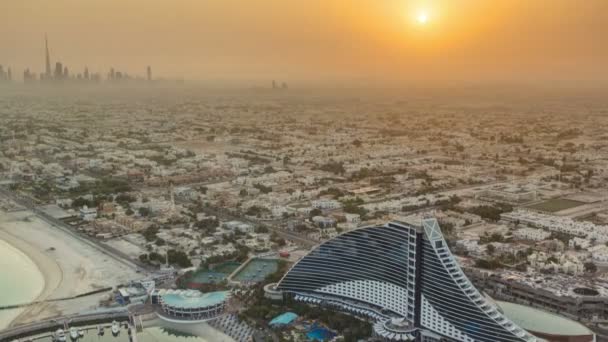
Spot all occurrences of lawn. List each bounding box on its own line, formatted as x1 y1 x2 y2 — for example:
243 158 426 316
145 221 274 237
526 198 585 213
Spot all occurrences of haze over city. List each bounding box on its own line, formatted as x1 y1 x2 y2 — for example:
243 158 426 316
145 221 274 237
2 2 608 342
2 0 608 84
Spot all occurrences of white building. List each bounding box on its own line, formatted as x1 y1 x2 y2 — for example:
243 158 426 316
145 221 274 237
311 199 341 210
513 227 551 241
79 205 97 221
591 246 608 266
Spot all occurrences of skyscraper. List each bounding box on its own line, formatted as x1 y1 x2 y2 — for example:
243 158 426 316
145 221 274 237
147 66 152 81
45 34 52 78
54 62 63 80
275 219 537 342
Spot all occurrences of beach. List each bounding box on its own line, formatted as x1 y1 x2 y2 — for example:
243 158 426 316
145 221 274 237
0 209 139 328
0 207 235 342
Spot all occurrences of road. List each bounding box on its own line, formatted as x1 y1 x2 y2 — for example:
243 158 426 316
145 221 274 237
0 186 148 271
201 205 319 248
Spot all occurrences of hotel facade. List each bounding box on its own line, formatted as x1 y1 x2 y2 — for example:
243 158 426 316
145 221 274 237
272 219 538 342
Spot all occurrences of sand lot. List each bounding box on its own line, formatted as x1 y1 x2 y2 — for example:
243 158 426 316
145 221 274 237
0 209 139 327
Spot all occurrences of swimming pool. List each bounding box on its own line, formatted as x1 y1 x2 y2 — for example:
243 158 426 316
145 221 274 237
269 312 298 326
306 327 336 341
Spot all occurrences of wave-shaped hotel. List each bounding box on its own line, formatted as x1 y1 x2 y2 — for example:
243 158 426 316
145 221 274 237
267 218 549 342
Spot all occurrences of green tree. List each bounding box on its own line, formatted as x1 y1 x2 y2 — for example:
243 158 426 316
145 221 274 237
584 262 598 273
486 244 495 255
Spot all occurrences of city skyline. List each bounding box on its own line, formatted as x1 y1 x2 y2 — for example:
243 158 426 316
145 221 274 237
2 1 608 84
5 34 155 84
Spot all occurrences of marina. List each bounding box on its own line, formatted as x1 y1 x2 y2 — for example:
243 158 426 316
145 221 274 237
12 320 221 342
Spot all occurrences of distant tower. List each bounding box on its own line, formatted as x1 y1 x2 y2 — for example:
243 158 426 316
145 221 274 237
54 62 63 80
84 67 89 80
45 34 52 78
63 66 69 79
7 68 11 81
272 80 277 89
146 66 152 81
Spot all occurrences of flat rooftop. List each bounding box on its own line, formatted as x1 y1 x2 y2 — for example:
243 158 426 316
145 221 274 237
498 301 593 336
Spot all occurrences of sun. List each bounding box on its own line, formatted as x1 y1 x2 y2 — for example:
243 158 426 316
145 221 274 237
416 10 429 25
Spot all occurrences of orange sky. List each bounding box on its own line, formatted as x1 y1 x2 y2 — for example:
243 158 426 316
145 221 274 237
1 0 607 84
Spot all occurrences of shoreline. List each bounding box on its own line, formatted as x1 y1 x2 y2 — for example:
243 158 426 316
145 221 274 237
0 208 139 328
0 227 64 328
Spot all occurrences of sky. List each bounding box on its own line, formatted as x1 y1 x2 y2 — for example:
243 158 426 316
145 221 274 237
1 0 608 84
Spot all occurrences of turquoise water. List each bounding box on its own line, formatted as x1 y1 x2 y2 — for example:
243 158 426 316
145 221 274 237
162 291 228 308
232 258 278 283
0 238 45 329
269 312 297 326
306 327 336 341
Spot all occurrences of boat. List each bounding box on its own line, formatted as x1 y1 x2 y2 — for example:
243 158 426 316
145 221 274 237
69 327 79 341
78 329 85 338
55 329 67 342
97 325 105 336
111 321 120 336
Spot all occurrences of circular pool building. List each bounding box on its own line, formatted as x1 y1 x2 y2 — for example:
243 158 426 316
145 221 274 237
153 289 229 322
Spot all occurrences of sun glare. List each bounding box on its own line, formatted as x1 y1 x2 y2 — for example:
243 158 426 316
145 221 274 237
416 10 429 25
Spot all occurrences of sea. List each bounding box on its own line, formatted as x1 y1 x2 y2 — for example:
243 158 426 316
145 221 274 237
0 238 45 329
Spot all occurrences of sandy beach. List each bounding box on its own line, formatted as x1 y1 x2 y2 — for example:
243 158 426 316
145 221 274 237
0 209 139 327
0 207 235 342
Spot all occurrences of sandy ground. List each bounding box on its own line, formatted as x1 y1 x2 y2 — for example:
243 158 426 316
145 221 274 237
104 237 147 260
0 209 139 326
